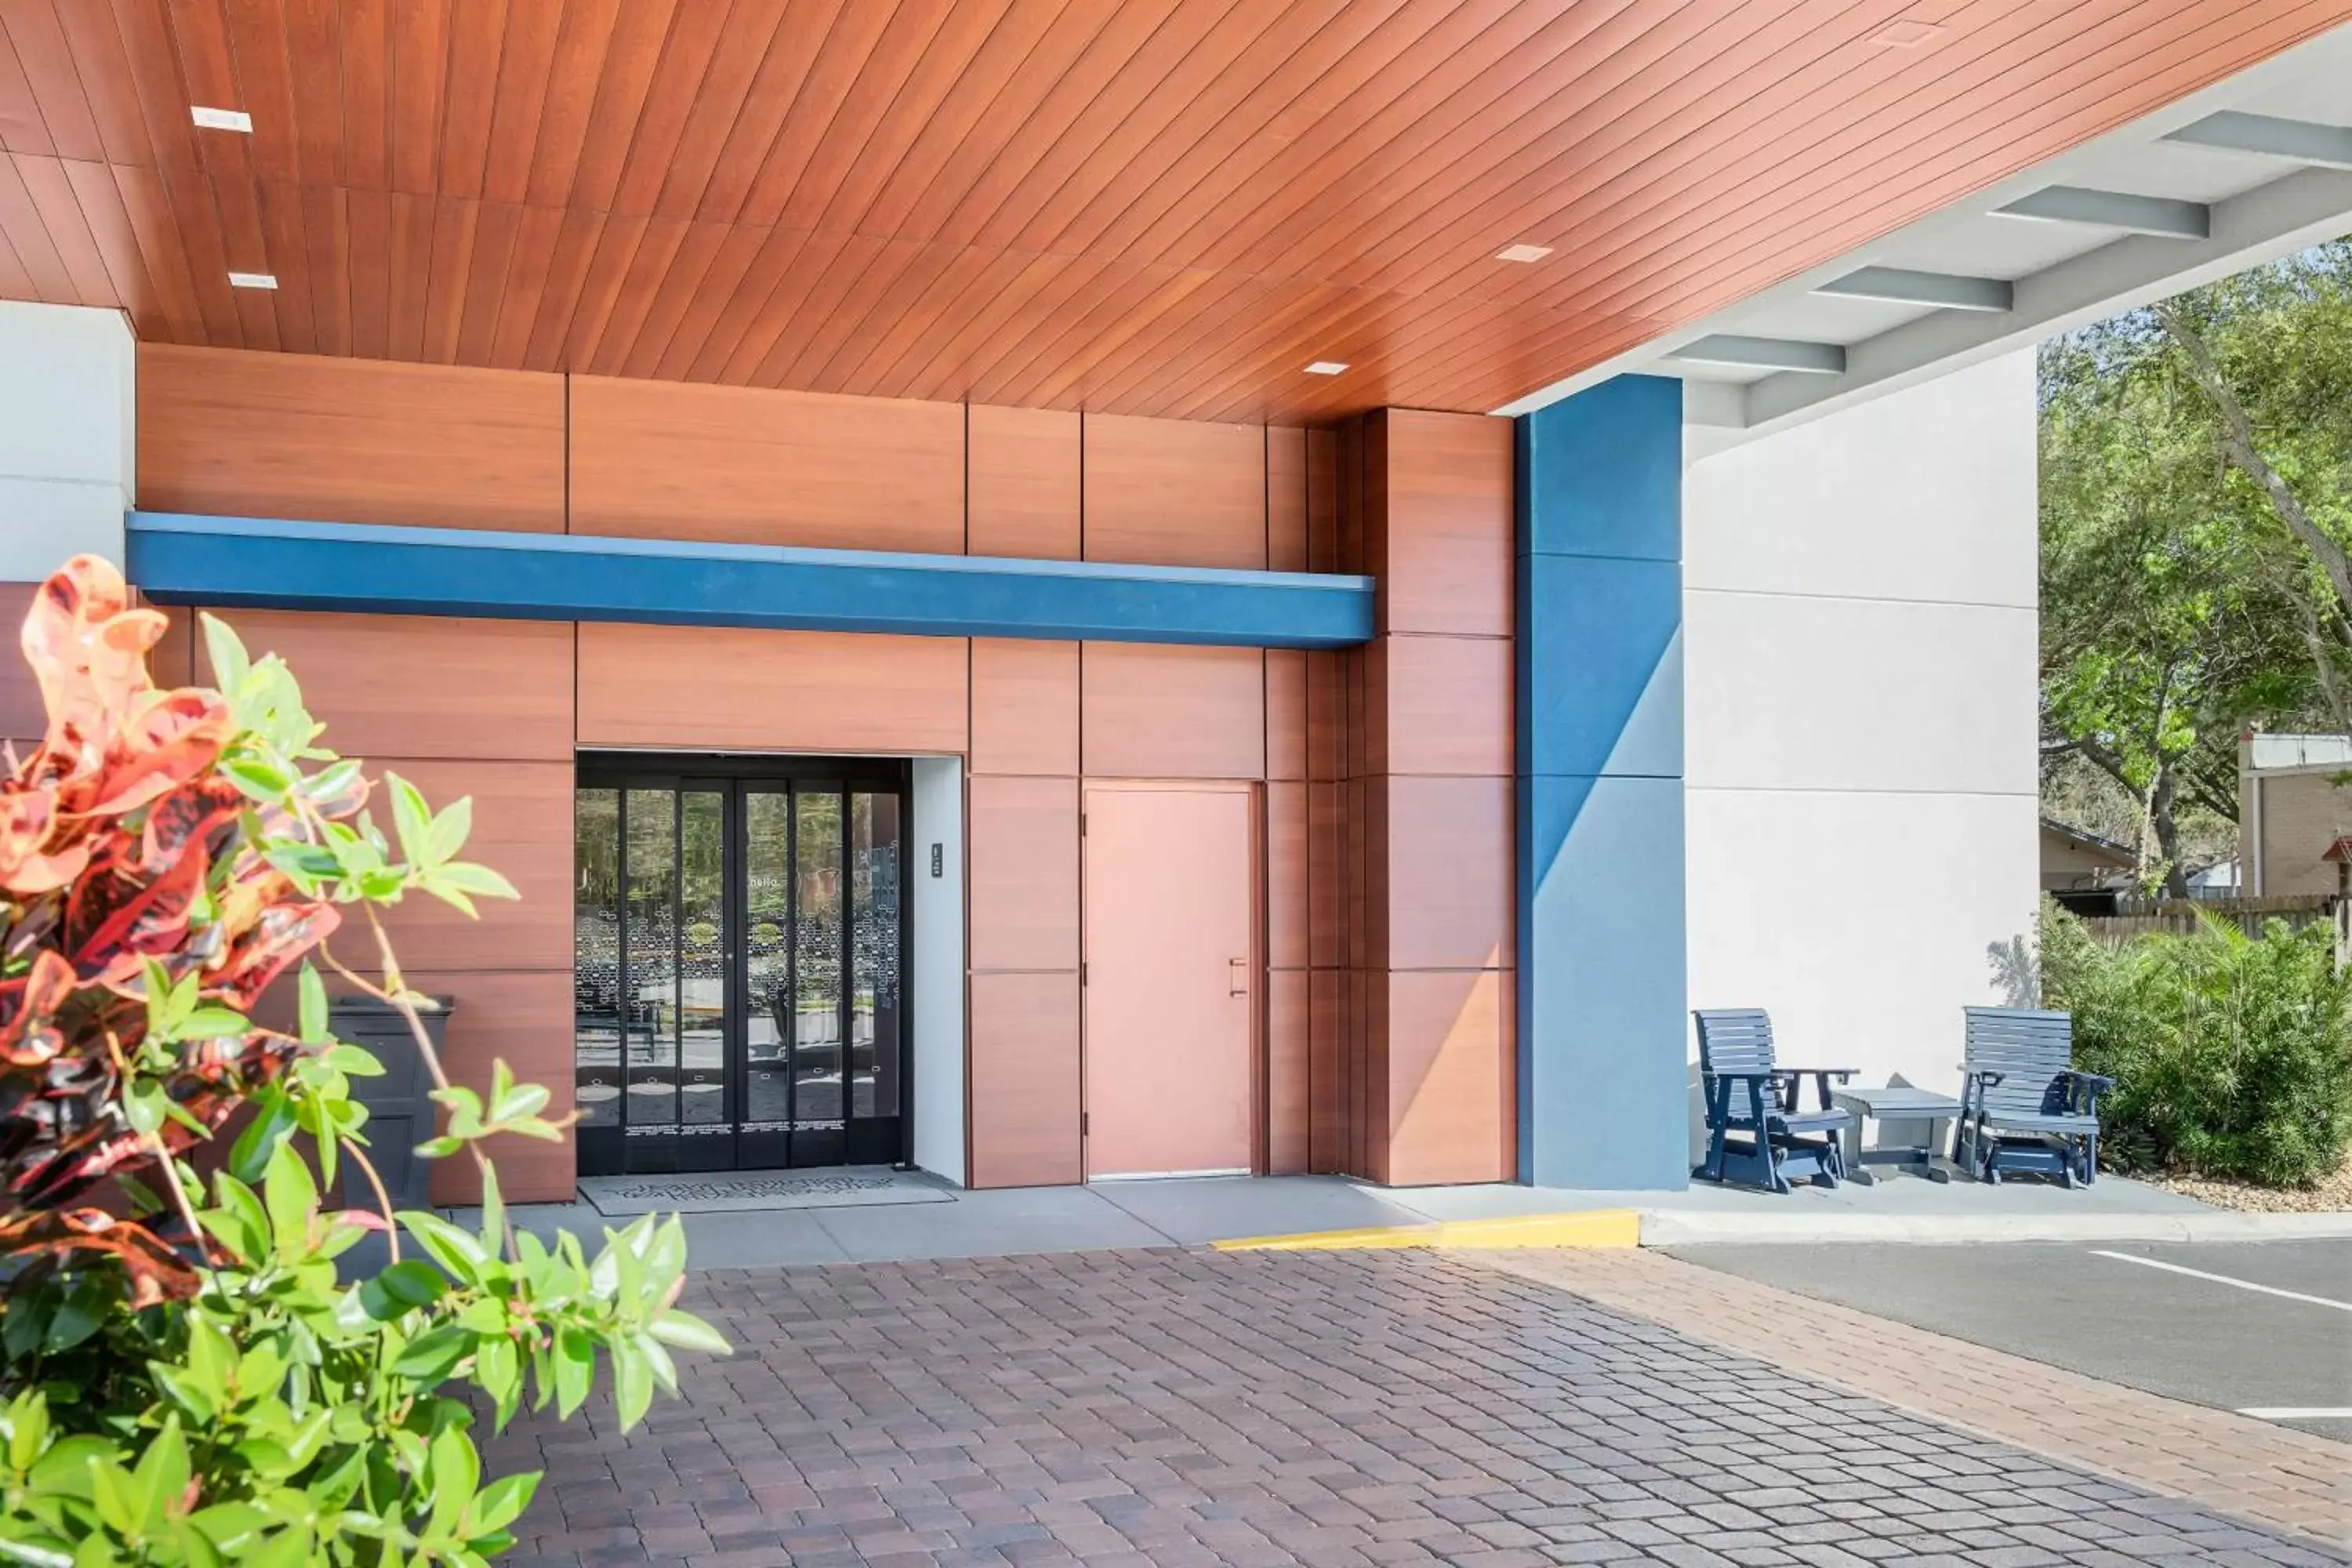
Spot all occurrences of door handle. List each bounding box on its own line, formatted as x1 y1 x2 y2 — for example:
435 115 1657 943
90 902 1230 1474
1229 957 1248 996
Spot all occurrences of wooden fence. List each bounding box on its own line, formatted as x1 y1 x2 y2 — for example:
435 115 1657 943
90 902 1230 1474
2079 895 2346 964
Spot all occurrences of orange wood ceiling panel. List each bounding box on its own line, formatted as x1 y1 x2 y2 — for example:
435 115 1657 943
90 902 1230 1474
575 624 968 754
1 2 2342 420
139 343 566 531
568 373 964 553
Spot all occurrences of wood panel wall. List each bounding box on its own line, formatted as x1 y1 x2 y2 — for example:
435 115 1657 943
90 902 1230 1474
130 346 1455 1195
1308 412 1517 1186
138 346 566 532
166 608 579 1206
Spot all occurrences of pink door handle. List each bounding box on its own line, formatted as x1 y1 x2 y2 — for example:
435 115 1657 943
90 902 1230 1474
1229 957 1248 996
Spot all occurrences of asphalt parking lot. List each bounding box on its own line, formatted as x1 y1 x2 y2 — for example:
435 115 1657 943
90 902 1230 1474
1669 1237 2352 1443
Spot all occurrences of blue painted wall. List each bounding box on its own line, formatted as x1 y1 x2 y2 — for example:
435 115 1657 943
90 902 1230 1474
127 513 1374 650
1515 375 1689 1190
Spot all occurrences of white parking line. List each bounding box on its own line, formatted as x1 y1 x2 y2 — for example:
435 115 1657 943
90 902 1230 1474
2088 1250 2352 1312
2237 1407 2352 1419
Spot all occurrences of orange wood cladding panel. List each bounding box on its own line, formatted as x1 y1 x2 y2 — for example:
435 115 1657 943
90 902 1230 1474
1306 781 1347 973
971 638 1078 777
1306 430 1341 575
968 405 1080 561
0 583 42 739
968 970 1081 1189
1382 775 1514 973
577 623 967 754
146 604 194 691
415 969 579 1205
349 758 574 976
1374 636 1514 778
1082 415 1267 571
1374 411 1514 639
1307 969 1345 1174
1265 648 1308 783
1268 426 1308 574
193 609 574 763
967 775 1080 974
1382 968 1515 1188
1266 968 1310 1176
1266 782 1308 973
1081 643 1265 780
568 375 964 554
138 345 564 532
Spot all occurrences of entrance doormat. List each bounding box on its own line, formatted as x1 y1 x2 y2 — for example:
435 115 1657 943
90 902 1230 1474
577 1167 956 1217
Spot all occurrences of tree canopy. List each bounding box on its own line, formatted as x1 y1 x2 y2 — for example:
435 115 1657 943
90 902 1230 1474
2039 239 2352 893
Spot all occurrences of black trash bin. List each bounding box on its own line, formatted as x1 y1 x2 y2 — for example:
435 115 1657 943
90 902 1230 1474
326 993 454 1216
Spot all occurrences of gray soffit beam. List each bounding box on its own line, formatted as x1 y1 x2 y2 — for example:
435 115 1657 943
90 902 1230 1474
1741 165 2352 437
1994 184 2209 238
2164 110 2352 170
1667 333 1846 374
1813 265 2013 312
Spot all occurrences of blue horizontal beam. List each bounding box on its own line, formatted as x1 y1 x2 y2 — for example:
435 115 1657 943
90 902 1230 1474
127 514 1374 649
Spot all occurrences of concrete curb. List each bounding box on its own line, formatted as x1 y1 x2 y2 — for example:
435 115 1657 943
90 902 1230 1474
1639 1208 2352 1247
1212 1209 1641 1252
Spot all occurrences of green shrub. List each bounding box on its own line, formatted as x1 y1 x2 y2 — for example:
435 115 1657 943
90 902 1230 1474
2043 902 2352 1185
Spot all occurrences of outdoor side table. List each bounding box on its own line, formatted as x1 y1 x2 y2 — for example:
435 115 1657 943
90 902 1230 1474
1831 1086 1962 1184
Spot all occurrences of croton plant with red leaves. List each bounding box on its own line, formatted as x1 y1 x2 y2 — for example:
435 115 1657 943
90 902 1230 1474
0 557 720 1568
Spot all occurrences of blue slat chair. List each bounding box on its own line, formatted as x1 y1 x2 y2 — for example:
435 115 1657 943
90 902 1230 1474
1955 1007 2113 1187
1692 1009 1857 1193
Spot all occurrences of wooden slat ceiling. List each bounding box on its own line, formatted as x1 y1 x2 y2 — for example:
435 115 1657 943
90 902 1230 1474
0 0 2343 423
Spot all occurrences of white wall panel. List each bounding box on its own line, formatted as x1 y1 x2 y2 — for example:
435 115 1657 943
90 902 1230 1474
1684 592 2037 796
1685 351 2037 609
1682 349 2038 1109
0 302 133 575
909 757 967 1185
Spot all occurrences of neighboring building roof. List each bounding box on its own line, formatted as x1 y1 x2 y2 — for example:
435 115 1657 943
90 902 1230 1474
2188 858 2241 887
2038 817 2136 867
2247 733 2352 772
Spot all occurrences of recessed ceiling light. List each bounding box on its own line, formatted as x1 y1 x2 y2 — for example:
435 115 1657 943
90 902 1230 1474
191 105 252 132
1868 20 1940 47
1305 361 1348 376
1495 242 1553 263
227 272 278 290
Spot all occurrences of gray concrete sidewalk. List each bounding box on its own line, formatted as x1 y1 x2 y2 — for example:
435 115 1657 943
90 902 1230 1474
452 1170 2352 1269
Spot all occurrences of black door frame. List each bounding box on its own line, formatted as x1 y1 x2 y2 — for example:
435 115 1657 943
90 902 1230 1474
574 752 913 1178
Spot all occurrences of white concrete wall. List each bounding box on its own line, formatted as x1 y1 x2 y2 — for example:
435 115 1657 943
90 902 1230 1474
0 302 134 575
1682 350 2041 1142
909 756 967 1185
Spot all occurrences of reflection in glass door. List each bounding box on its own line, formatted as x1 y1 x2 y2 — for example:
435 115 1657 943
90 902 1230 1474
574 758 908 1177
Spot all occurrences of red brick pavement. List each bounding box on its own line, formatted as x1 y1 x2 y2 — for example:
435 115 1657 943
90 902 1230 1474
484 1247 2347 1567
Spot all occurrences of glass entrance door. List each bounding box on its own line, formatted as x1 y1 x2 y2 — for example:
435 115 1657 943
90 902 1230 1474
573 758 907 1176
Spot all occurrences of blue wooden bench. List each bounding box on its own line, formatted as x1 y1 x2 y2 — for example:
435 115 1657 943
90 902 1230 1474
1693 1009 1857 1193
1955 1006 2113 1187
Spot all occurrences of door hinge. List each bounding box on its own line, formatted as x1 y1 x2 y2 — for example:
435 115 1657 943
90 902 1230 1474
1079 962 1087 986
1080 1112 1089 1135
1079 811 1087 837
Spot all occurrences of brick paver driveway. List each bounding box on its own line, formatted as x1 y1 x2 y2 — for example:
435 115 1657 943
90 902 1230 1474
492 1247 2345 1567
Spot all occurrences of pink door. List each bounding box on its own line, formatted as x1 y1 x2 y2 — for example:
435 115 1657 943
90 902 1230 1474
1082 784 1256 1178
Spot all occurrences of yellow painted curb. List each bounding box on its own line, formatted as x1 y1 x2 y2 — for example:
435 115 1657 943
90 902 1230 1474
1211 1209 1640 1252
